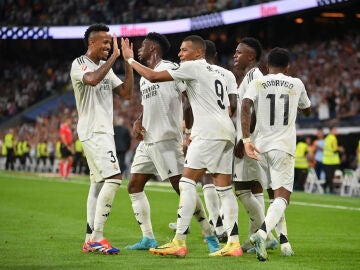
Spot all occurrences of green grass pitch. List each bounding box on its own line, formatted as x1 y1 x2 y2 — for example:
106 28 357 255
0 171 359 270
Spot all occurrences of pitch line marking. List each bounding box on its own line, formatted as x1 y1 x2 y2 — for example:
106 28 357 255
2 172 359 211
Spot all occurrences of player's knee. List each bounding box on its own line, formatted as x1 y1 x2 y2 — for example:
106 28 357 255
234 181 252 191
127 180 143 193
251 181 263 193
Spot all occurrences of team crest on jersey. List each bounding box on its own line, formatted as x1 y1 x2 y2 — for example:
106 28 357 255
81 64 88 71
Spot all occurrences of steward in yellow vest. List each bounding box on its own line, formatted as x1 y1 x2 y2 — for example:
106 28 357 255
294 137 311 191
322 126 340 194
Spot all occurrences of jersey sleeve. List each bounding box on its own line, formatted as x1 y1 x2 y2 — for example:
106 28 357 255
297 79 311 109
70 59 87 85
167 61 195 81
243 79 258 102
174 80 187 92
224 71 238 96
108 68 123 89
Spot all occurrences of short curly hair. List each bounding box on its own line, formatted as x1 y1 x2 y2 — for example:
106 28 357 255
145 32 171 55
268 47 290 68
241 37 263 62
84 23 109 47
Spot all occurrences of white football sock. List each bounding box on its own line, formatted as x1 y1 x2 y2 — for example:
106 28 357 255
254 192 265 214
194 192 213 237
85 182 103 242
217 185 239 243
175 177 197 241
202 184 224 235
256 193 276 242
235 190 264 236
92 179 121 242
129 191 154 239
276 214 289 242
258 197 287 240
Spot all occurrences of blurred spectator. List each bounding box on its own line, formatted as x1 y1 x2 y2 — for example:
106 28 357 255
59 117 74 179
322 126 342 194
4 128 15 170
114 117 131 174
312 128 325 180
294 136 312 191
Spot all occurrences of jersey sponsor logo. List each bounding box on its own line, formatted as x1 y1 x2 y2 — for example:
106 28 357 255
141 84 159 99
99 78 111 91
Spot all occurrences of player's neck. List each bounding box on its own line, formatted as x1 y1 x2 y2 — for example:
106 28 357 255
245 62 257 74
148 56 162 69
268 67 287 75
85 51 100 65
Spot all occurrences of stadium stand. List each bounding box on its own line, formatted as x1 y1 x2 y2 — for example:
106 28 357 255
0 0 273 26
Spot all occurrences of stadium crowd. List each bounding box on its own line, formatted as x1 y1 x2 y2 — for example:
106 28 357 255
1 32 360 126
1 0 273 26
0 59 69 121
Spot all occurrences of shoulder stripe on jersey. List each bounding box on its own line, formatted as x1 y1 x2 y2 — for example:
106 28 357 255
247 68 255 84
76 56 85 65
162 59 179 68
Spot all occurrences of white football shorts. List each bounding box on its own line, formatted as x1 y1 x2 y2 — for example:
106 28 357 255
257 150 295 192
184 137 234 174
81 133 121 183
233 155 259 182
131 139 184 180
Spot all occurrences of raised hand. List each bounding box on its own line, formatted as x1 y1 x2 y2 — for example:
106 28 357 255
121 37 134 61
112 33 121 59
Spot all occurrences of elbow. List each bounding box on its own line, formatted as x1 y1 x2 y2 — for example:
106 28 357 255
147 73 159 83
84 77 99 87
87 81 98 87
148 77 158 83
83 74 100 86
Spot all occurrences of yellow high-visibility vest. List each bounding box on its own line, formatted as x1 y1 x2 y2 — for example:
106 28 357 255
2 144 7 155
295 141 309 169
22 141 29 154
4 133 14 148
75 139 83 152
37 143 48 157
56 141 62 158
16 142 23 155
323 134 340 165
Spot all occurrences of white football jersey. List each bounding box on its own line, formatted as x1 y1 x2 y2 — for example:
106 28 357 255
141 60 183 143
211 64 238 96
236 67 263 139
70 55 122 141
243 72 311 156
168 59 235 143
